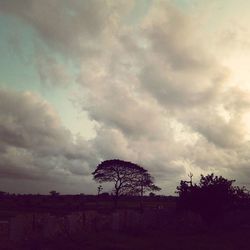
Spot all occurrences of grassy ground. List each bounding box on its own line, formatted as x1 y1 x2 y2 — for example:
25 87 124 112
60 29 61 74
83 229 250 250
82 199 176 209
3 227 249 250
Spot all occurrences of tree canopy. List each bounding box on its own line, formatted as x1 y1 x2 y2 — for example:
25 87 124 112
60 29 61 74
92 159 160 200
176 173 249 223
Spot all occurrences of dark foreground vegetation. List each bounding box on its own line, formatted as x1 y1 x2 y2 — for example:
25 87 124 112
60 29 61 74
2 227 250 250
1 159 250 249
0 186 250 249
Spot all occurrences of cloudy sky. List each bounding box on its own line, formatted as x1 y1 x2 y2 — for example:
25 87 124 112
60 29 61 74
1 0 250 195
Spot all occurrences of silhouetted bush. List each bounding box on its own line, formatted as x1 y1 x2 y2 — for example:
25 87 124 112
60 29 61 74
176 173 249 224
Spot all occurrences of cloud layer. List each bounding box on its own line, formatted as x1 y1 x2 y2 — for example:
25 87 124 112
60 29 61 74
1 0 250 193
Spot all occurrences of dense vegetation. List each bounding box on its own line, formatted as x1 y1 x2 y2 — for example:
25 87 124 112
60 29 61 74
176 173 249 223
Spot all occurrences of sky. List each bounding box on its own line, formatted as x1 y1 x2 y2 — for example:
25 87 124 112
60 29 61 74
1 0 250 195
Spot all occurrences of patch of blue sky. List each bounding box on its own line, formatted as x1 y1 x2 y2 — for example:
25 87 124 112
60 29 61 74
0 15 94 138
0 15 39 92
0 14 78 93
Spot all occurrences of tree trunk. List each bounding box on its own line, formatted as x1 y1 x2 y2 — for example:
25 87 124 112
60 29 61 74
140 185 143 211
114 189 119 208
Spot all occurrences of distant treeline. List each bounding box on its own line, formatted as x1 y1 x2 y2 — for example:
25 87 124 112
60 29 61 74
0 193 177 212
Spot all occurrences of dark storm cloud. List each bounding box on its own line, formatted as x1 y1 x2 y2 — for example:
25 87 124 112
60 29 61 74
0 89 70 155
0 152 42 180
0 89 97 193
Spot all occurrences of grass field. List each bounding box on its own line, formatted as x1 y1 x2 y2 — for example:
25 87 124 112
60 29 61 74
6 227 250 250
1 195 249 250
84 229 250 250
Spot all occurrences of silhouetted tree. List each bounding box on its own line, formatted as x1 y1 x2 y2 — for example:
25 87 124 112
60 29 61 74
97 185 103 195
49 190 60 196
92 159 160 206
0 191 6 197
130 171 161 197
176 173 249 223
